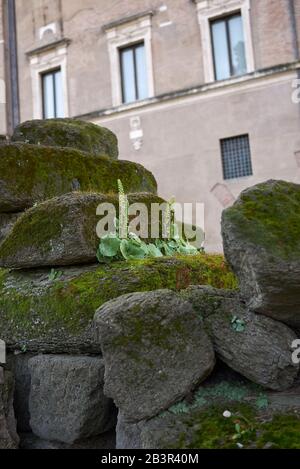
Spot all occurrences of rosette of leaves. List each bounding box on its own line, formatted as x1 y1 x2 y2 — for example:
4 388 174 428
96 181 201 263
97 233 122 263
97 228 199 263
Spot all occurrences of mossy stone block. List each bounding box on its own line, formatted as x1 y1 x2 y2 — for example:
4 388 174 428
0 192 166 269
12 119 118 159
0 255 236 354
182 286 298 391
0 143 157 212
222 180 300 327
94 290 215 422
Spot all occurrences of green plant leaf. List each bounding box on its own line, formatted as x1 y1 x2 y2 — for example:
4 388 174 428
235 423 241 434
231 316 246 332
120 239 147 260
48 269 63 282
98 234 121 258
147 243 163 258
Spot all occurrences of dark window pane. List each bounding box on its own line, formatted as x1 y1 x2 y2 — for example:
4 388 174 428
228 15 247 76
135 44 148 100
211 20 230 80
221 135 253 180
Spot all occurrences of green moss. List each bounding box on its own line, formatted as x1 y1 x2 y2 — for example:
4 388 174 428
0 254 237 344
171 404 256 449
154 372 300 449
0 192 166 261
224 180 300 259
158 403 300 449
0 203 68 255
12 118 119 159
0 144 157 212
112 306 188 353
256 414 300 449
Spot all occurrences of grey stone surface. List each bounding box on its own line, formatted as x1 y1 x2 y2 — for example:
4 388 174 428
116 413 143 450
0 367 19 449
20 430 116 450
0 212 22 245
94 289 215 422
222 180 300 328
183 286 299 391
28 355 116 444
10 354 33 433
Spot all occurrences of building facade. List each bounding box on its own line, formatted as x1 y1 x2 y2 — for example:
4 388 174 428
1 0 300 251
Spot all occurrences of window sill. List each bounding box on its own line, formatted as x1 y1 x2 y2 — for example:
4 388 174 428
225 175 254 184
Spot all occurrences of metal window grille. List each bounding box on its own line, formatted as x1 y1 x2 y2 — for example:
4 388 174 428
220 135 253 180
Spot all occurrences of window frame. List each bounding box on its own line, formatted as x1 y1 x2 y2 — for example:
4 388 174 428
104 13 154 107
119 41 147 104
195 0 254 83
41 67 62 119
28 40 69 119
220 134 253 181
210 12 245 81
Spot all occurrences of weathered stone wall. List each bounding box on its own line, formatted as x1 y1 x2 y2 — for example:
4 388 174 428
0 121 300 449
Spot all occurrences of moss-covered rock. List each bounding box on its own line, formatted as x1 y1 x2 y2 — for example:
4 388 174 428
94 290 215 422
0 255 236 354
182 286 298 391
117 366 300 449
12 119 118 159
0 144 157 212
0 192 166 269
137 403 300 449
222 180 300 328
0 212 22 245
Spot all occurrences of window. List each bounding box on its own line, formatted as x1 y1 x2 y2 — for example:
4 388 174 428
220 135 253 180
42 69 64 119
104 12 154 106
211 13 247 81
119 43 148 104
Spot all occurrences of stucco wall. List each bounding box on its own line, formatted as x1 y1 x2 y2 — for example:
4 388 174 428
92 70 300 252
15 0 300 122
